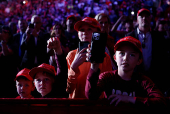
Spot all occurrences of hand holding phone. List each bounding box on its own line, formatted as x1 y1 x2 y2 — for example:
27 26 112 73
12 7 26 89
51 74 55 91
79 41 89 53
89 32 107 63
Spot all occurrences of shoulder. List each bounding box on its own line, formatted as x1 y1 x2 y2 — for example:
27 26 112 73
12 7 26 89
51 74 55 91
126 29 137 37
66 49 77 60
134 73 155 85
99 70 117 80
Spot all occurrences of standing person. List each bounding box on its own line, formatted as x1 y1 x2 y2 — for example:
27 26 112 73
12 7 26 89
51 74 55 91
95 13 117 70
85 36 166 107
20 15 50 69
64 15 79 51
29 37 68 98
0 26 18 98
15 68 35 99
66 17 112 98
13 19 28 70
126 8 167 93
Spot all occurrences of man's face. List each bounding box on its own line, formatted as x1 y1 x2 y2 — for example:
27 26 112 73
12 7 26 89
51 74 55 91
66 18 75 28
31 17 42 31
137 12 151 29
18 20 27 33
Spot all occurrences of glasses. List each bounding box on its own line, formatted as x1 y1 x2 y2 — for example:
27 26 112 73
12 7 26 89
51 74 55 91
142 37 146 48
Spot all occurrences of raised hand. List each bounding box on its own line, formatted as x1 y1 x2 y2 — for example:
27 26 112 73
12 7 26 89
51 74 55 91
47 37 62 55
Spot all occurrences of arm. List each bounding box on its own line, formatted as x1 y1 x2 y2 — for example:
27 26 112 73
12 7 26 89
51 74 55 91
66 51 81 94
1 41 13 56
135 76 166 107
54 52 68 98
110 15 126 32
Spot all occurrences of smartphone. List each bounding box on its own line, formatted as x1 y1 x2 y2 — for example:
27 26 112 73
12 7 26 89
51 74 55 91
79 41 89 52
90 32 107 63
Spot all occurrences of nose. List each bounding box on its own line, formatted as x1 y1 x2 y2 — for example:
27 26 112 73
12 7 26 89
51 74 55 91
123 53 129 61
21 86 25 90
40 80 45 86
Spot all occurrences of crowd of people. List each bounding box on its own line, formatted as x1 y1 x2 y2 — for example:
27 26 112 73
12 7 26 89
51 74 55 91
0 0 170 109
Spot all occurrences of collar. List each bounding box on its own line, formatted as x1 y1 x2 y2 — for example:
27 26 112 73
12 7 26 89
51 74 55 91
137 27 151 35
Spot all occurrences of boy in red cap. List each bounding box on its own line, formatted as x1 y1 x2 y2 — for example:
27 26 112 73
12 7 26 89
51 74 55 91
85 36 166 107
29 63 58 98
15 68 35 99
65 17 112 98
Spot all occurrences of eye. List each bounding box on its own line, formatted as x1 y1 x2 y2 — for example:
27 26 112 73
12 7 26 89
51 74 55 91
87 28 92 31
36 79 41 83
18 84 22 87
25 84 29 87
79 28 84 32
119 51 125 56
44 78 50 82
130 53 135 57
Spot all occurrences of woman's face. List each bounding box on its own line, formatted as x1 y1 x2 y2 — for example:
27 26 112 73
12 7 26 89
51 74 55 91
98 16 110 33
78 24 98 43
53 25 62 37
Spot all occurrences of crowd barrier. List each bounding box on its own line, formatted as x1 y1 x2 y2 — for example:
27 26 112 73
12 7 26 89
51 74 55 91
0 98 169 114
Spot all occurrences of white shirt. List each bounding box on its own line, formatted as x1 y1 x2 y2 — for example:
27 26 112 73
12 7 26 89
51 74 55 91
137 28 152 71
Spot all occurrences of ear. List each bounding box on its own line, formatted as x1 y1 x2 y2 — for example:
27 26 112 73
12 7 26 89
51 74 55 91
137 58 142 65
113 54 116 61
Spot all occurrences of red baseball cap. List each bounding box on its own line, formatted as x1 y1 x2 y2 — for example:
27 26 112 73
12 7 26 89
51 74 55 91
29 63 57 78
137 8 150 17
114 36 142 53
74 17 101 31
15 68 33 81
67 15 77 21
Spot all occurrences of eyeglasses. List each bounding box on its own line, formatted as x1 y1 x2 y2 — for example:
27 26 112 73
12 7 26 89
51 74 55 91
142 37 146 48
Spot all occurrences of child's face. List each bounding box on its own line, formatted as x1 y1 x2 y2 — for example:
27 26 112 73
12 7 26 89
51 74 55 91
16 79 34 98
114 45 142 73
34 72 54 97
78 24 98 43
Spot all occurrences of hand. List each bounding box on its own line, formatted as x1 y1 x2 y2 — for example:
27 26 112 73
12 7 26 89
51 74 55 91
32 29 38 37
71 48 87 71
47 37 62 55
108 94 135 106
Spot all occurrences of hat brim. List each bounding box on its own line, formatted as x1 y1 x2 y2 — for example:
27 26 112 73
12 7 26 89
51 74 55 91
114 41 142 53
14 74 33 81
74 21 100 31
137 10 150 17
29 67 55 79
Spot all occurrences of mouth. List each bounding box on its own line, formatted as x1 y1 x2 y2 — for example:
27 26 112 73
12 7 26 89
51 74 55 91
122 63 129 67
20 91 25 94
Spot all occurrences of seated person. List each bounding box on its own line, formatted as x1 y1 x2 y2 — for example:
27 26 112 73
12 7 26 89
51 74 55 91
85 36 166 107
15 68 35 99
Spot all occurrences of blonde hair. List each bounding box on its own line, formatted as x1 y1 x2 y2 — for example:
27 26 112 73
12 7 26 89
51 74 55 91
95 13 111 24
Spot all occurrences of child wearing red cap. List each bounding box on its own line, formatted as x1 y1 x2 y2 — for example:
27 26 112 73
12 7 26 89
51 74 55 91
85 36 166 107
29 63 59 98
66 17 112 98
15 68 35 99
